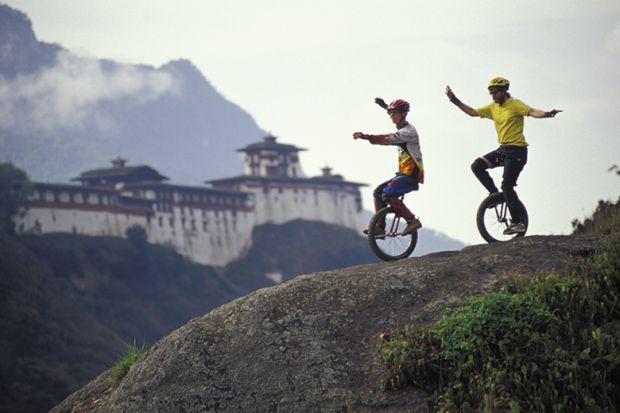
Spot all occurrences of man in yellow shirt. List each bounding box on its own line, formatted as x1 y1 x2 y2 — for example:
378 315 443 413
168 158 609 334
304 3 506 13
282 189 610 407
445 77 562 235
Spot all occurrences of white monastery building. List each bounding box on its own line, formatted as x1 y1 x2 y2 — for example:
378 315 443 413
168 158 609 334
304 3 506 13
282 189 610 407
16 135 366 266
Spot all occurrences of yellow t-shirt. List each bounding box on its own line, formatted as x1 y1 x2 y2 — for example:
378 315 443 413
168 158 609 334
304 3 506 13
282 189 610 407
476 98 531 147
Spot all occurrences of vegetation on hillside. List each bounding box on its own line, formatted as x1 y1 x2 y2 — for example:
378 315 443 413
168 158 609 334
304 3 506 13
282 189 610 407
381 238 620 412
572 165 620 236
0 233 247 413
572 197 620 236
224 219 376 287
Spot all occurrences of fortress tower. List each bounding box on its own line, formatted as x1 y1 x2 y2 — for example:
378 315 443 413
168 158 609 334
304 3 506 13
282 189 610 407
208 135 366 230
239 134 306 178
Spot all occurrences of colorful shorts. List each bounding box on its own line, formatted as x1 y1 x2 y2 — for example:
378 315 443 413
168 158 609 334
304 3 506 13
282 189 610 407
376 174 419 198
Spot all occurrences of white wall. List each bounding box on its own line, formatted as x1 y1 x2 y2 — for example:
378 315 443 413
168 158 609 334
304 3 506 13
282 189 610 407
16 180 365 267
241 183 366 231
18 205 256 267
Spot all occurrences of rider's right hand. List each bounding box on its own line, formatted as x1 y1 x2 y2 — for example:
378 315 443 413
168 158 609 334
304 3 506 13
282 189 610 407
445 86 455 100
353 132 364 140
374 97 387 109
445 86 461 105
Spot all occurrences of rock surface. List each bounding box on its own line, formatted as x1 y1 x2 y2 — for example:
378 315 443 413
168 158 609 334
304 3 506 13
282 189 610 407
51 235 604 413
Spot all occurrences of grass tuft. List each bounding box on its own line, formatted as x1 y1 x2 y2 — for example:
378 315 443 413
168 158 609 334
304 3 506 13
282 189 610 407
111 340 147 387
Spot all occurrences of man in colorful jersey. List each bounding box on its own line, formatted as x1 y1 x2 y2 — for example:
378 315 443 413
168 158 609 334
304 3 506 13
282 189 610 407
445 77 561 234
353 98 423 236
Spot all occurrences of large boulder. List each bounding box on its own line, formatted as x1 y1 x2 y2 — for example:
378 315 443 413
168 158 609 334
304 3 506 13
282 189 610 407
51 235 603 413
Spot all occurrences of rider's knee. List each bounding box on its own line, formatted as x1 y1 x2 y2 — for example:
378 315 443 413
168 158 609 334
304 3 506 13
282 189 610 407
501 181 516 192
373 186 385 199
471 158 487 173
381 193 393 203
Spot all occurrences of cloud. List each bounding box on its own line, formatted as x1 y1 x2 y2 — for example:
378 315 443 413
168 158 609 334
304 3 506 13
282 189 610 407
0 51 178 133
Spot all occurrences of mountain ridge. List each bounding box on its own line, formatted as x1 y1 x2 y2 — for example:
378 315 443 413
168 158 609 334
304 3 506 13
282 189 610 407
0 3 61 77
0 3 264 185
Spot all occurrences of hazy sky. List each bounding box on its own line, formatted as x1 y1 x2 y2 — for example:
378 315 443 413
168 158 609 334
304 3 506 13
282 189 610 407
5 0 620 245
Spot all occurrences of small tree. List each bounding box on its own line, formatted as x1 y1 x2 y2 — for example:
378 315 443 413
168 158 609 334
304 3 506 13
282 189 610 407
0 163 32 235
572 164 620 235
126 224 148 247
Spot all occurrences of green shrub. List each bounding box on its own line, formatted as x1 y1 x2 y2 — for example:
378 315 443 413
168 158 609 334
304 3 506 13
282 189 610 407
572 165 620 236
381 239 620 412
111 341 147 387
0 163 32 235
126 225 148 247
572 198 620 236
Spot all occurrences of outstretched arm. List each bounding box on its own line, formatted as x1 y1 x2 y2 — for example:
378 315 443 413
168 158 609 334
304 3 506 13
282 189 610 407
445 86 479 117
528 108 563 118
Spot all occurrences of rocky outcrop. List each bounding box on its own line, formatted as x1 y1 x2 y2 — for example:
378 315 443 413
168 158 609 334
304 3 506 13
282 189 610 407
51 235 604 413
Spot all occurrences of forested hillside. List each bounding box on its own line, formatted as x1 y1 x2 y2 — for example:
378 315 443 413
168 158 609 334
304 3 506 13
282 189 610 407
0 219 377 413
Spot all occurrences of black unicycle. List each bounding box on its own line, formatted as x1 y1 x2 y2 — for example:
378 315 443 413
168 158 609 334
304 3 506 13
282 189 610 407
367 205 418 261
476 192 528 243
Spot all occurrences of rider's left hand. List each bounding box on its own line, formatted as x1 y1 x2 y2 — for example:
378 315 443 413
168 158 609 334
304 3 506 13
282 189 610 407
374 98 387 109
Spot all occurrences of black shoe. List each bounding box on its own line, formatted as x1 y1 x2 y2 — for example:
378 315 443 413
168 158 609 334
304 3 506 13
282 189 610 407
363 227 386 238
503 222 526 235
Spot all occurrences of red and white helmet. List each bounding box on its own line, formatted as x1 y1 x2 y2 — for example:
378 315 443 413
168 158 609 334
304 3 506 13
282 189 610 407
387 99 410 113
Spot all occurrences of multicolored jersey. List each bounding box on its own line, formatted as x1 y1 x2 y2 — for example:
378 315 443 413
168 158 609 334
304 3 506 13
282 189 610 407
368 122 424 183
476 98 531 147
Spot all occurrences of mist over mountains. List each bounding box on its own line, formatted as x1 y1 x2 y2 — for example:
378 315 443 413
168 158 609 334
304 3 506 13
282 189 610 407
0 3 264 184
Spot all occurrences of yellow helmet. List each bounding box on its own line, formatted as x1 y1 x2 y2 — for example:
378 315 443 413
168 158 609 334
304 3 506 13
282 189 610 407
488 77 510 90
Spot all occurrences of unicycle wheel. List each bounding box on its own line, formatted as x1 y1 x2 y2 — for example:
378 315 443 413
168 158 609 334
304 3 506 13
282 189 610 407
476 192 528 243
367 206 418 261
